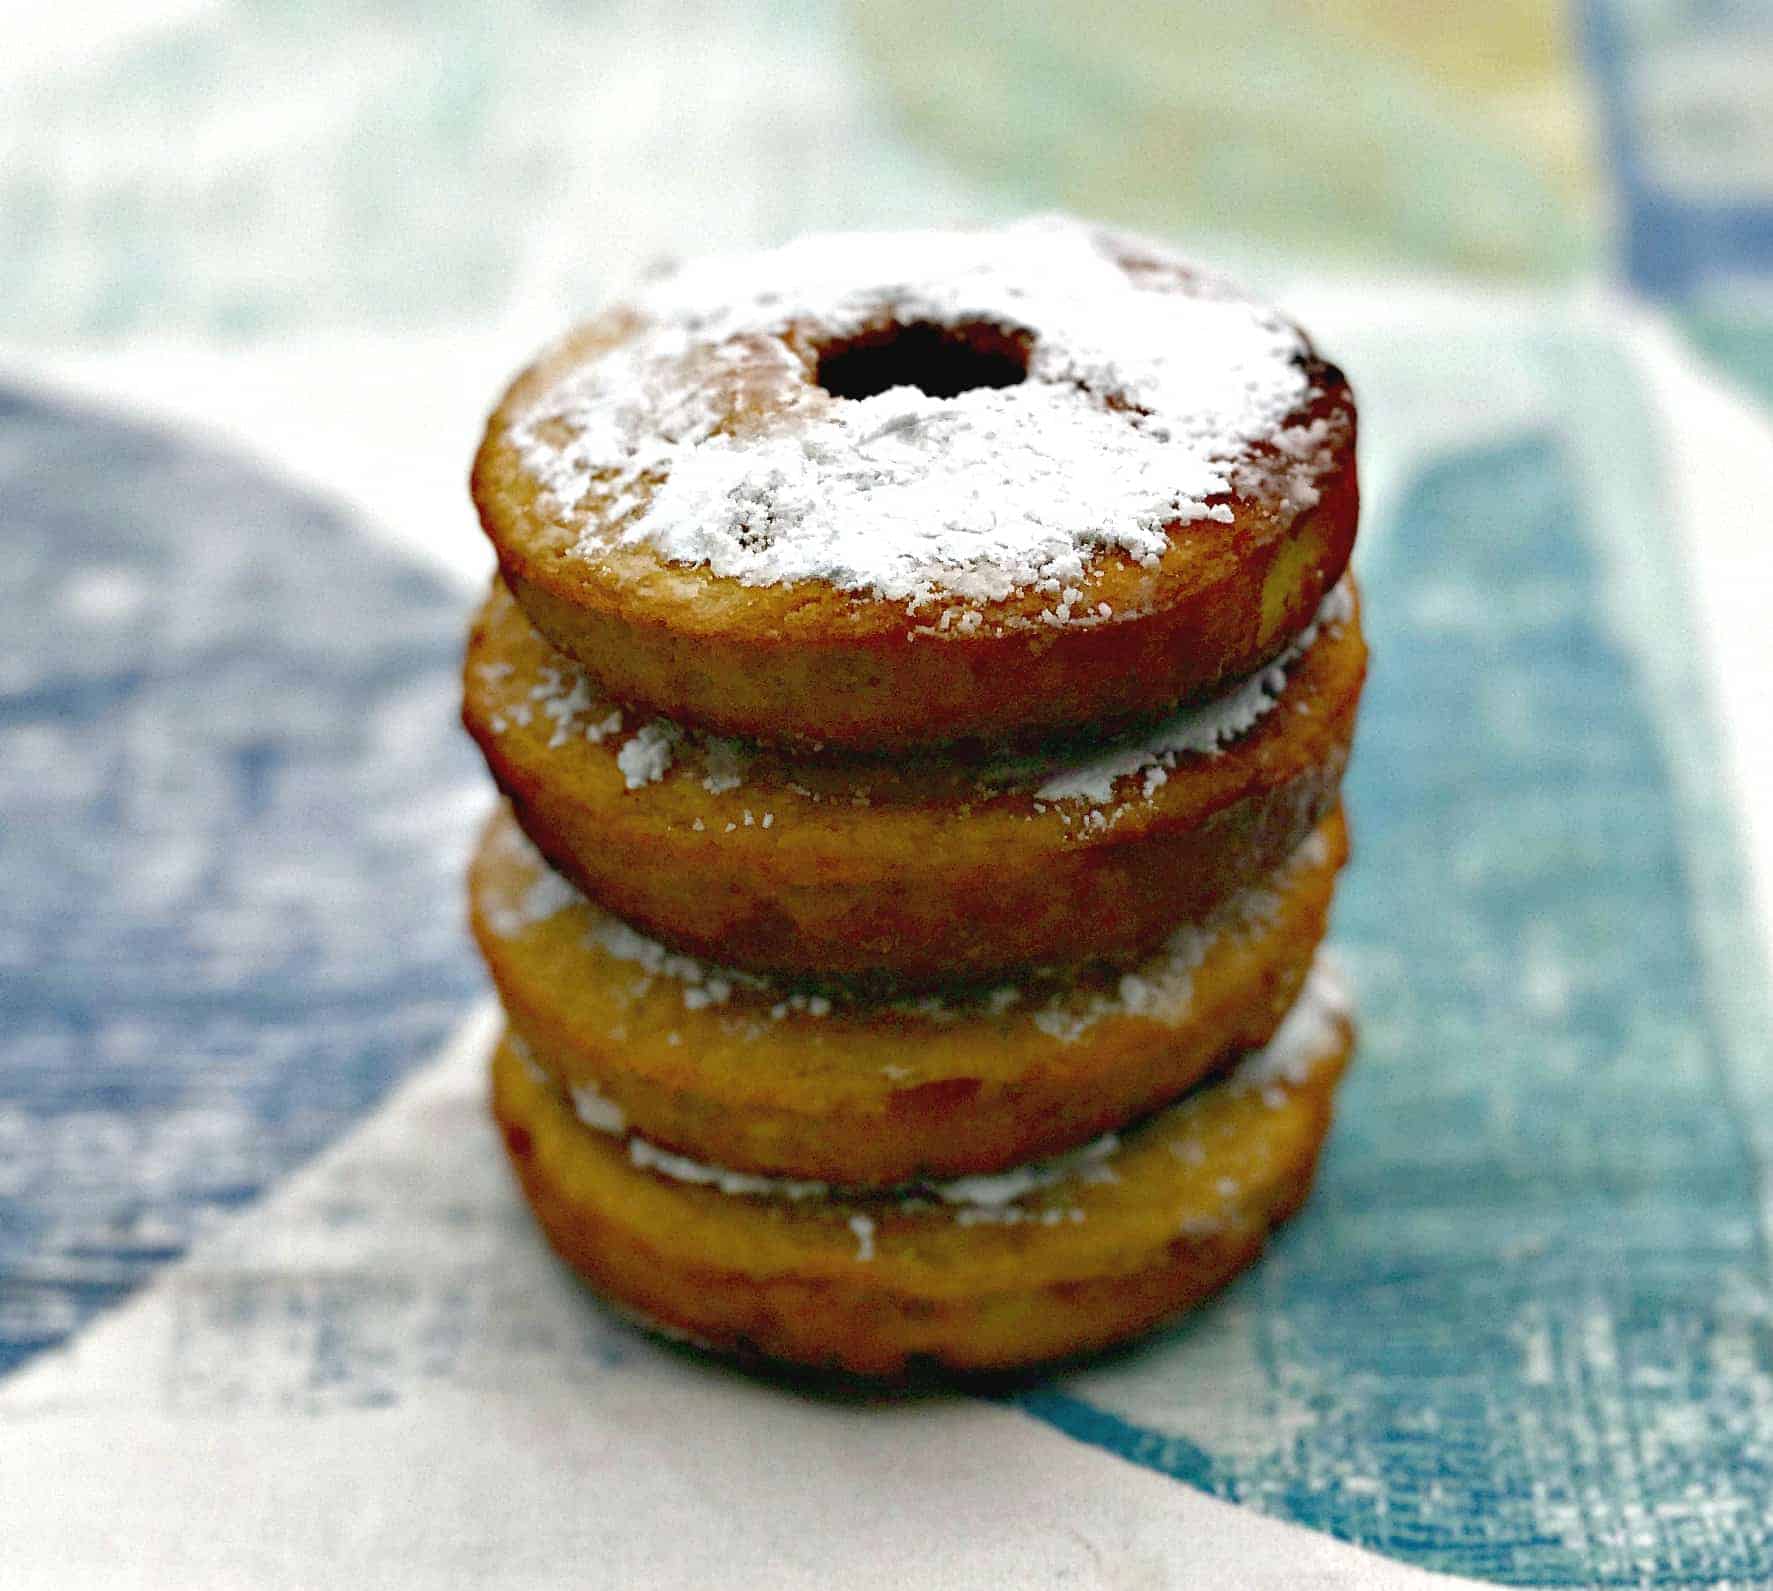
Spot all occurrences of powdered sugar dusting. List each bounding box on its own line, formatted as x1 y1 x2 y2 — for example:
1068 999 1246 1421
481 844 581 939
569 1081 627 1135
1035 578 1353 806
484 806 1329 1040
471 576 1349 814
584 911 765 1009
1026 919 1214 1044
626 1134 829 1201
574 1090 1119 1213
510 216 1327 614
616 722 677 789
482 817 768 1013
1229 953 1352 1099
699 737 749 794
546 953 1350 1216
1020 817 1336 1043
932 1133 1121 1208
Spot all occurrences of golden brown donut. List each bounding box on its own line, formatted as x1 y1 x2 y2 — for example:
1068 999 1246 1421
461 577 1365 986
472 802 1346 1185
471 217 1357 751
491 962 1355 1378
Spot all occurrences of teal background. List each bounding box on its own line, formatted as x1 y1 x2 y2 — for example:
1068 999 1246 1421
1021 336 1773 1581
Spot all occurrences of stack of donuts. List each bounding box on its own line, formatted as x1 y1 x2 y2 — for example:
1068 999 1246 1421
463 217 1366 1377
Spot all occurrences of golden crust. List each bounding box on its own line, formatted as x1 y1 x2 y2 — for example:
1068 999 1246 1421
473 804 1345 1186
470 247 1358 752
491 1011 1353 1378
461 579 1366 986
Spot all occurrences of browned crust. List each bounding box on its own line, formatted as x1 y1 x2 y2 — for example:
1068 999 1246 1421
461 578 1365 985
491 1016 1353 1378
472 803 1346 1185
470 251 1358 751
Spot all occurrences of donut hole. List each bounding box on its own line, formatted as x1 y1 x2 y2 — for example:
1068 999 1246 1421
815 320 1031 401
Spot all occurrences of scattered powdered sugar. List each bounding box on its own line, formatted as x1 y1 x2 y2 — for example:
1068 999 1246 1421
1020 821 1331 1042
518 663 626 749
552 952 1352 1225
616 722 678 789
486 818 766 1012
626 1134 829 1201
477 574 1346 821
505 1028 547 1081
932 1133 1120 1208
1034 578 1353 806
1288 824 1333 874
571 1087 1119 1215
1257 416 1342 513
768 992 833 1021
482 838 583 938
953 1205 1088 1228
584 910 767 1009
1027 921 1213 1043
511 216 1326 613
1228 953 1351 1099
613 385 1210 610
569 1081 627 1134
699 737 750 795
487 804 1325 1041
534 668 593 747
474 630 631 752
477 607 741 797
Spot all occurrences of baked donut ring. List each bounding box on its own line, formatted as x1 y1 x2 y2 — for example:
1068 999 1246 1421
472 804 1346 1186
462 576 1364 986
472 217 1356 751
492 961 1354 1377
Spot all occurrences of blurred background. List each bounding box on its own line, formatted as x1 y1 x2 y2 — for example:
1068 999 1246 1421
6 3 1773 1584
5 0 1772 582
6 2 1771 354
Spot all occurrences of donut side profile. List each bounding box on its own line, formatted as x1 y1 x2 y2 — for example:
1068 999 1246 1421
461 577 1365 985
492 963 1355 1378
472 803 1346 1185
472 217 1357 750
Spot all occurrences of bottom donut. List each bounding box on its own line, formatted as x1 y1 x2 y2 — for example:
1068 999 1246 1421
492 959 1355 1378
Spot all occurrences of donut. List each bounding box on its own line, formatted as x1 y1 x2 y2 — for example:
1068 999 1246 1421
461 576 1364 986
471 216 1357 751
492 959 1355 1378
472 802 1346 1186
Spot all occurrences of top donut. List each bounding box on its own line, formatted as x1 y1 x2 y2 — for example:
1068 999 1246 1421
473 216 1357 752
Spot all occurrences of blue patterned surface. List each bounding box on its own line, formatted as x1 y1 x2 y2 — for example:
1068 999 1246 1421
7 332 1773 1584
5 4 1773 1573
1584 0 1773 300
0 390 486 1375
1583 0 1773 406
5 327 1769 1586
1019 345 1773 1581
